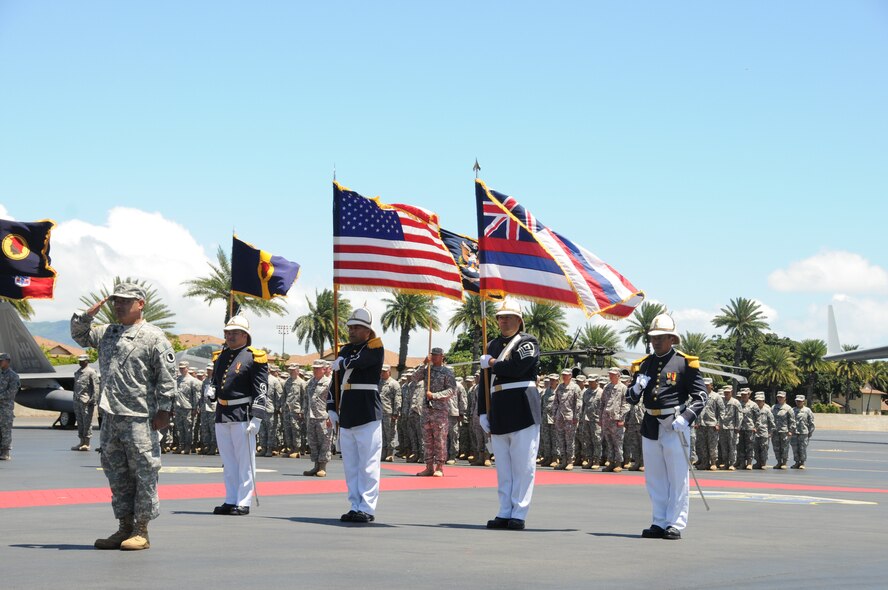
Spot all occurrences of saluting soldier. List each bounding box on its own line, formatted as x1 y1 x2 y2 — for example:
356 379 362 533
626 314 706 540
478 299 541 531
600 368 629 472
211 315 268 516
71 354 100 452
791 395 815 469
412 348 456 477
327 308 385 524
379 364 401 462
71 282 176 550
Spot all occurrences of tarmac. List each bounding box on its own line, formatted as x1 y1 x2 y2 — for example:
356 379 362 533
2 416 887 589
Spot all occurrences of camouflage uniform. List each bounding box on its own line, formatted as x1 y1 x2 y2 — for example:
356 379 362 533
447 380 467 461
73 363 100 448
599 379 629 468
199 376 217 454
467 381 485 460
791 401 815 467
737 397 758 468
718 393 742 468
406 379 425 461
260 373 284 456
771 398 796 467
305 374 332 462
71 310 175 524
623 400 644 468
282 374 306 456
0 362 20 458
753 401 774 468
698 391 725 468
413 364 456 468
539 384 556 463
174 371 201 453
397 377 413 457
379 375 401 460
580 383 604 468
553 379 582 467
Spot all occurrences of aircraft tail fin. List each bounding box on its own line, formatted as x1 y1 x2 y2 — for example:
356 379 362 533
0 300 57 373
827 304 842 356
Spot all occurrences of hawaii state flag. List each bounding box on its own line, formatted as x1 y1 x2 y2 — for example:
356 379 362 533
475 179 644 318
333 181 464 301
230 236 300 300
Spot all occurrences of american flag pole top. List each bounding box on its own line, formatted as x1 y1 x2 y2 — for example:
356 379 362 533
473 158 480 179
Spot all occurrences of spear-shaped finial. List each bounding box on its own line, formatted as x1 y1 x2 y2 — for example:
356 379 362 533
473 158 481 179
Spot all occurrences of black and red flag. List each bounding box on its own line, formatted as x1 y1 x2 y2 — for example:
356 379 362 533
0 219 57 300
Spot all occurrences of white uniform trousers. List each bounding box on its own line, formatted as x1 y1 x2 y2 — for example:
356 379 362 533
215 421 257 508
339 419 382 515
642 421 690 531
490 423 540 521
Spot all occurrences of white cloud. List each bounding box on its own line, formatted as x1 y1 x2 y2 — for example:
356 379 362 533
769 250 888 294
0 204 14 220
778 296 888 351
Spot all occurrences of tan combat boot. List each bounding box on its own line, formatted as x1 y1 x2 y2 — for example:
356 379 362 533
80 438 91 451
303 462 320 476
416 464 435 476
120 520 150 551
94 516 134 550
483 452 492 467
564 463 574 471
71 438 84 451
316 462 327 477
433 464 444 477
288 451 301 458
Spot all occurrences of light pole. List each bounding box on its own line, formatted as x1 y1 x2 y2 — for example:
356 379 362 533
277 324 290 358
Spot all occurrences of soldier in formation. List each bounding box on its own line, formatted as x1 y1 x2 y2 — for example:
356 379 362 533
447 376 467 465
791 394 815 469
718 385 741 470
552 368 581 470
0 352 20 461
174 361 201 454
539 374 557 466
771 391 795 469
71 354 100 452
753 392 774 469
697 378 724 471
600 368 628 473
412 347 456 477
379 364 401 462
199 365 217 454
282 364 306 458
303 360 332 477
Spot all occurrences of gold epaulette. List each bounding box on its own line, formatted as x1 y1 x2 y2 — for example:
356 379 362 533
630 356 649 374
368 337 383 349
211 350 221 362
676 350 700 369
248 346 268 364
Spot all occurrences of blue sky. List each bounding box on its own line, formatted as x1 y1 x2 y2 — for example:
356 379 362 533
1 1 887 355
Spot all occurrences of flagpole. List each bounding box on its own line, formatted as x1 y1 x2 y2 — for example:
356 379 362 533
333 283 340 413
481 296 491 420
426 313 433 391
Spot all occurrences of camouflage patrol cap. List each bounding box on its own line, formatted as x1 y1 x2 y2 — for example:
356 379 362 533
312 360 325 368
381 364 391 371
739 388 750 396
547 373 558 380
754 391 765 401
77 354 89 362
178 361 189 368
196 370 205 376
431 347 444 355
703 377 713 385
206 364 213 371
0 352 10 361
597 377 608 384
722 385 732 393
576 375 587 383
111 282 147 301
776 391 786 398
287 364 299 370
795 395 805 402
608 368 621 375
560 368 572 375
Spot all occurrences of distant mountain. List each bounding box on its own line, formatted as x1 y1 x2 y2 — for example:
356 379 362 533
24 320 79 347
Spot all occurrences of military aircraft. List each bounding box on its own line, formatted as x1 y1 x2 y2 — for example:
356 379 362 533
0 300 221 427
823 304 888 362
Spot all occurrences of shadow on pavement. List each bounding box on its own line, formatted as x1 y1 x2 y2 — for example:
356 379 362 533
266 515 398 528
10 543 95 551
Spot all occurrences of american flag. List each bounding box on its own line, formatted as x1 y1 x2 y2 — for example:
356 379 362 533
475 179 644 318
333 182 464 301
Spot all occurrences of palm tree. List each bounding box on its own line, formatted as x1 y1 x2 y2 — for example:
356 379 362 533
0 297 34 320
833 345 866 412
712 297 770 369
292 289 352 355
522 302 570 351
680 332 715 361
752 344 800 399
621 301 666 354
447 294 497 361
380 293 440 373
182 245 286 323
79 276 176 330
795 339 828 404
576 323 622 368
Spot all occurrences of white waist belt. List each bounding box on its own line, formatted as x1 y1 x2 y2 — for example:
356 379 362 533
646 406 681 416
218 396 251 407
492 381 535 393
343 383 378 391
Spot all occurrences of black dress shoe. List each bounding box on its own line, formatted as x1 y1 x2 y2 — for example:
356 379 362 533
486 517 510 529
340 510 358 522
213 503 235 515
351 511 375 523
230 506 250 515
507 519 525 530
662 526 681 540
642 524 665 538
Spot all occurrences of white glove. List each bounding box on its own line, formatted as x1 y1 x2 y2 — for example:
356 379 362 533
479 414 491 434
328 410 339 426
331 357 345 371
631 374 650 394
672 415 689 433
246 417 261 435
480 354 493 369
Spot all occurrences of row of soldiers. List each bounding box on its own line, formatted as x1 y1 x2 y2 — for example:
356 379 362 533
160 357 816 474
